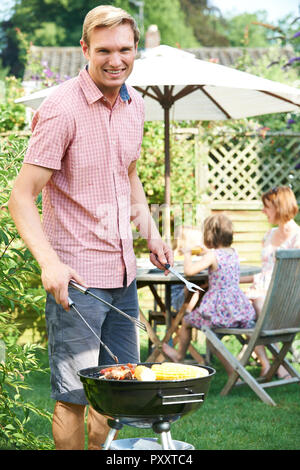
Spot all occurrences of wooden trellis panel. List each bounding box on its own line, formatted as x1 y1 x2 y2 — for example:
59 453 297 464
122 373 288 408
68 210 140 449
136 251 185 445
206 134 300 201
192 131 300 265
174 129 300 265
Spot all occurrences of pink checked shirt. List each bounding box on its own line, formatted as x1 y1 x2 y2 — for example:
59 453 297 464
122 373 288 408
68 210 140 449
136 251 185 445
24 68 145 288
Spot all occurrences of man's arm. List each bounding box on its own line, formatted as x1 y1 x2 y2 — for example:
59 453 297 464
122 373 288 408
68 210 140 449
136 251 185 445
128 161 173 272
8 163 86 310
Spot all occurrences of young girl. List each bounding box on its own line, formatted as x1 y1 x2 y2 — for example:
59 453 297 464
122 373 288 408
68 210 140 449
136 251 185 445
163 214 256 374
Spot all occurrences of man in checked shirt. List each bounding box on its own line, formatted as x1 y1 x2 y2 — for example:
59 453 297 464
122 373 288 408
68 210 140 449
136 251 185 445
8 5 173 450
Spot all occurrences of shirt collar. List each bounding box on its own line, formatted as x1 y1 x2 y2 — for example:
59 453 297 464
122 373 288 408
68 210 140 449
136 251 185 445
78 67 131 105
119 83 130 102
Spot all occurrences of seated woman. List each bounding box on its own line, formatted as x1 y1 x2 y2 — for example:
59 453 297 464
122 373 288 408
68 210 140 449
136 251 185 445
241 186 300 379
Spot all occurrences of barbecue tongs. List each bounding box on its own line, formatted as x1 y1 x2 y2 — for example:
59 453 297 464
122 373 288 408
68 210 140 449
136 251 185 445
68 296 119 364
69 280 146 331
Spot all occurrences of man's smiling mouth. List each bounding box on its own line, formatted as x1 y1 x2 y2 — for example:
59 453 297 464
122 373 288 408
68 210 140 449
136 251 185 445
105 69 126 75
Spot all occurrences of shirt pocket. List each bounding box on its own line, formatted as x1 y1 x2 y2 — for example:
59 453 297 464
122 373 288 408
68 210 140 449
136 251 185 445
67 150 103 193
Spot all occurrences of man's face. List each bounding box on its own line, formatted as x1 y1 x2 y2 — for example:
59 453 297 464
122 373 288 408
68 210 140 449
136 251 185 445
81 23 137 100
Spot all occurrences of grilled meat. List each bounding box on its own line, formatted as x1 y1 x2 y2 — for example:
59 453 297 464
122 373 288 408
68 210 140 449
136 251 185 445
100 364 135 380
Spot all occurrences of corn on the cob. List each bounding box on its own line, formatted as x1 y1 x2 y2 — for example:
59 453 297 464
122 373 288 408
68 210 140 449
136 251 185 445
151 362 209 380
134 365 156 381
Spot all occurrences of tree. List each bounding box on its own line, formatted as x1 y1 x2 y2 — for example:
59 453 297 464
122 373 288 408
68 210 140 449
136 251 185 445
143 0 198 48
0 0 198 77
252 13 300 52
1 1 135 76
215 11 272 47
248 13 300 133
179 0 229 46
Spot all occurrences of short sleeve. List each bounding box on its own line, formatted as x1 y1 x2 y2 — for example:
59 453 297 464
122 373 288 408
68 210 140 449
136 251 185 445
24 100 73 170
289 227 300 248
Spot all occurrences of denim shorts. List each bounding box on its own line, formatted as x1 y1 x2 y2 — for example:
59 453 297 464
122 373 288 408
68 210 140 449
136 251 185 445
45 280 140 405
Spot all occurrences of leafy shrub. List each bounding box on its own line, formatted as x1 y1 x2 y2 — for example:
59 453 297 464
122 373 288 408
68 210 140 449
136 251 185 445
0 136 53 449
0 136 44 319
0 76 26 133
134 120 207 251
139 121 201 205
0 329 53 449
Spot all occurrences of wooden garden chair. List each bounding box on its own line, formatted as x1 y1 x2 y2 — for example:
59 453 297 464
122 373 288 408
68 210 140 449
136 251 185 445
202 249 300 406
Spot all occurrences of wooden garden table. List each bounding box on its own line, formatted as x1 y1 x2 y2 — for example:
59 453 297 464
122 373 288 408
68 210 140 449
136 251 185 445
136 260 261 363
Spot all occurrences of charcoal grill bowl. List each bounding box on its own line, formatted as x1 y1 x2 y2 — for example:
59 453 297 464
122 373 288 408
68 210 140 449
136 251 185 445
78 363 215 428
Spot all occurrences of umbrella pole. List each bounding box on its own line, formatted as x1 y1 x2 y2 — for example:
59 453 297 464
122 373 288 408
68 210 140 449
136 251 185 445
164 106 171 208
164 104 171 246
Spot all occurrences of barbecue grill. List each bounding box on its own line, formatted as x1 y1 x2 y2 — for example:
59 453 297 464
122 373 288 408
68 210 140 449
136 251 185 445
78 363 215 450
71 281 215 449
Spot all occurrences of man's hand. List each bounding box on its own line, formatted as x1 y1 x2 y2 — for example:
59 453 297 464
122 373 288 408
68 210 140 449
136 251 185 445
41 261 87 311
148 239 174 275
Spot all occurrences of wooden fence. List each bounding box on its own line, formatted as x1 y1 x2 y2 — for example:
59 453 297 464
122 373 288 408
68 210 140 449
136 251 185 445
175 129 300 264
211 202 270 265
3 129 299 265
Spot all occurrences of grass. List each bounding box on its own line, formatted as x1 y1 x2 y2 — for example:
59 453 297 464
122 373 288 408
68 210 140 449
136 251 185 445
117 335 300 450
1 287 300 450
2 332 300 451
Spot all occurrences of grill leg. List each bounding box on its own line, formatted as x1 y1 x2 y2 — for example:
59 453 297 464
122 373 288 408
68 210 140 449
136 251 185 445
160 430 176 450
153 421 176 450
102 428 117 450
102 419 123 450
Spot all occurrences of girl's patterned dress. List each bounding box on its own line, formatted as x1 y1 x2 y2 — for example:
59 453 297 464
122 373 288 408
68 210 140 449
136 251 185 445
247 224 300 300
185 248 256 329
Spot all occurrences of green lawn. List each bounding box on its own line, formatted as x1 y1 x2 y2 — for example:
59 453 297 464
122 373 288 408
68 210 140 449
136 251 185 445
2 331 299 451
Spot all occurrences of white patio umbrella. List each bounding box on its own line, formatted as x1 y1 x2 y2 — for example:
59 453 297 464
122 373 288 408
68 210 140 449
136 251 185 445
128 46 300 207
16 45 300 207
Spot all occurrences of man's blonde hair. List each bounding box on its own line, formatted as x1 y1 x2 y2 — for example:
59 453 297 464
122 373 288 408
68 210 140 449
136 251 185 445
81 5 140 47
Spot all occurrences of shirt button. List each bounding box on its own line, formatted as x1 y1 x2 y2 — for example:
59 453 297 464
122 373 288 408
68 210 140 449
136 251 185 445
34 159 39 163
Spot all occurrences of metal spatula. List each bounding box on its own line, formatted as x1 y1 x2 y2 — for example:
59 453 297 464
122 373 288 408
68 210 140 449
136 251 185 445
153 254 205 293
69 280 147 332
164 264 205 292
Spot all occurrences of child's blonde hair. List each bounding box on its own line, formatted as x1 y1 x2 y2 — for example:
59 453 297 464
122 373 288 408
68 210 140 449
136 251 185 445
203 214 233 249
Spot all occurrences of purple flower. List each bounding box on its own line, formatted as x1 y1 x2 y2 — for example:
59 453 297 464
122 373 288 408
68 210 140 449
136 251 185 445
287 57 300 65
292 31 300 39
287 119 296 125
43 68 54 78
